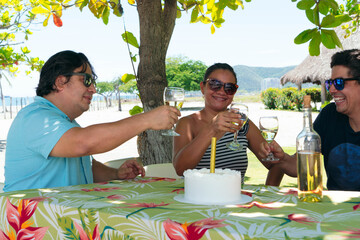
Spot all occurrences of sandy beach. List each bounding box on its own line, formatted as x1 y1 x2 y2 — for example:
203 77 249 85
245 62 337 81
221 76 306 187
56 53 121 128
0 101 318 183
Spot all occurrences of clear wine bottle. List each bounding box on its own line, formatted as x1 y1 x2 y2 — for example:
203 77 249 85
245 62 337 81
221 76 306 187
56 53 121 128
296 95 323 202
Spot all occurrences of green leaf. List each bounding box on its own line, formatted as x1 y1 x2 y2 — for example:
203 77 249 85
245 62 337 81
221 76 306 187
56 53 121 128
190 7 199 23
56 213 79 239
326 0 339 10
313 5 320 25
318 0 330 15
112 0 123 17
305 9 315 24
101 5 110 25
129 105 143 115
322 29 342 48
121 31 139 48
121 73 136 83
321 29 336 49
309 31 321 56
297 0 315 10
320 14 335 27
78 0 89 11
325 14 352 28
176 8 182 18
226 1 238 11
294 28 317 44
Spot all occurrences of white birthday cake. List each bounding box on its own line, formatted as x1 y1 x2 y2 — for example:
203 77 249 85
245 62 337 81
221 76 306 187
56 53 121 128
183 168 241 204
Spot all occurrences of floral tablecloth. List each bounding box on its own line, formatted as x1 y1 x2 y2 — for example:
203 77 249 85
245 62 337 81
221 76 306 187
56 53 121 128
0 177 360 239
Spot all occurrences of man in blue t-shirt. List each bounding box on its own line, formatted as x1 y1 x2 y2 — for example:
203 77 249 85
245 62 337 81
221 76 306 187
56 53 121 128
4 50 181 192
265 49 360 191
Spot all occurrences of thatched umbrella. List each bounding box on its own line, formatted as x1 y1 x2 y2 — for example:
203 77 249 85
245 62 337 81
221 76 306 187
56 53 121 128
280 27 360 102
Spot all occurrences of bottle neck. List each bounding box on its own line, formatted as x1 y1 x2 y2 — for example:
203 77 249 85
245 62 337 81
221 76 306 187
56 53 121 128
303 107 313 130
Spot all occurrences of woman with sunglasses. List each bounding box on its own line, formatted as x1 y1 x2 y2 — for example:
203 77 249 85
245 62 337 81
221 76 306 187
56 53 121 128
173 63 284 186
267 49 360 191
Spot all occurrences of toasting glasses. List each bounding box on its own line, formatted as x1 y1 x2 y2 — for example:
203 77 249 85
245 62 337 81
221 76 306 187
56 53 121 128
259 116 279 161
226 103 249 151
162 87 185 136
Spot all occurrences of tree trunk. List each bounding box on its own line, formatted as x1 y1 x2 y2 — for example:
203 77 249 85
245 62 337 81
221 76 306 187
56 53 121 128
118 91 122 111
136 0 177 165
0 77 6 120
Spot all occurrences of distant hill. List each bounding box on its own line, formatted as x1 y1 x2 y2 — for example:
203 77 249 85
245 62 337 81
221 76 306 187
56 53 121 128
232 65 296 92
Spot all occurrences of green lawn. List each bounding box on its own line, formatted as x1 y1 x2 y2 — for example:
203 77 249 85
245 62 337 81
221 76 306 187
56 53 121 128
245 147 297 187
245 146 327 188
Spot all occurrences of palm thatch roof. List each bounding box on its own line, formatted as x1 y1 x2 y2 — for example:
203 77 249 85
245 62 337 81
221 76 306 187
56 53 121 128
280 28 360 86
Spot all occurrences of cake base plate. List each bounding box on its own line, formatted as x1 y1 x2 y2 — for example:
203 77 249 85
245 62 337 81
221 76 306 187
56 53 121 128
174 194 252 205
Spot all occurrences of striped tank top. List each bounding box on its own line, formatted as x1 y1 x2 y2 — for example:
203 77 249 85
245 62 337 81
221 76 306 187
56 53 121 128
195 121 249 183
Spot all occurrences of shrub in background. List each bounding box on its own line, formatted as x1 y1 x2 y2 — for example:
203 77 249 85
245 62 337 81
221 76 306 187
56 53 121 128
261 87 325 111
260 88 281 109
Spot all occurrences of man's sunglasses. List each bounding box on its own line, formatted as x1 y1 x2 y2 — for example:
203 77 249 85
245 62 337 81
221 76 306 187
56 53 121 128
65 72 97 87
204 78 238 95
325 77 360 91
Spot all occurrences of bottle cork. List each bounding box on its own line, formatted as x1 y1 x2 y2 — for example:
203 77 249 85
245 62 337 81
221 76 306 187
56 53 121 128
303 95 311 108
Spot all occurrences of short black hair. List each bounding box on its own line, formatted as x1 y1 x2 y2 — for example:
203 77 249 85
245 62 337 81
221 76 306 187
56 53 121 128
36 50 97 96
203 63 237 83
331 49 360 80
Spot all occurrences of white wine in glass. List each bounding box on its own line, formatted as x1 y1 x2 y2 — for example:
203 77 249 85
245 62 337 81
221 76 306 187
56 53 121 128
226 103 249 151
162 87 185 136
259 116 279 161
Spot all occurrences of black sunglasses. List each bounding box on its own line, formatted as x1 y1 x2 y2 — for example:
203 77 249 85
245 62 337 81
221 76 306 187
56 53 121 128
325 77 360 91
204 78 238 95
65 72 97 87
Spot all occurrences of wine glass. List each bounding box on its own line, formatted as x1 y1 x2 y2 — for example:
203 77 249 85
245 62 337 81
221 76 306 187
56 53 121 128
162 87 185 136
226 103 249 151
259 116 279 161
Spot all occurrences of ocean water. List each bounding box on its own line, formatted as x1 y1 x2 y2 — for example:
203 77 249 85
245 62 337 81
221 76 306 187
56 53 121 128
0 96 35 107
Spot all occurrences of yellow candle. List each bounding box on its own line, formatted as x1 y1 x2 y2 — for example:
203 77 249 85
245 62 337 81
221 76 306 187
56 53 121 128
210 137 216 173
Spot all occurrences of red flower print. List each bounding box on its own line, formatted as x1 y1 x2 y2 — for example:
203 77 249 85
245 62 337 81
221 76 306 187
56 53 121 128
0 198 48 239
278 213 320 226
24 196 51 202
107 194 126 200
74 222 100 240
353 203 360 211
335 227 360 238
235 201 280 209
241 190 252 197
121 202 170 208
287 214 319 225
282 188 298 196
163 217 228 240
81 187 121 192
171 188 184 194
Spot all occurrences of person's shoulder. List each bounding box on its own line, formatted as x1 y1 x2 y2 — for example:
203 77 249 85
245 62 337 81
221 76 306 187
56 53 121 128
177 112 201 130
319 102 337 116
322 102 336 111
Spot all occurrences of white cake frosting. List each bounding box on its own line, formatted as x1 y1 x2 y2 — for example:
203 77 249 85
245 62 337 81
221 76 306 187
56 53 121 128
183 168 241 204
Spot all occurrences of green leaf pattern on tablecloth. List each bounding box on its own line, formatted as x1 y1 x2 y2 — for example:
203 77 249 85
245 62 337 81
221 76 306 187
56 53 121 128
0 178 359 239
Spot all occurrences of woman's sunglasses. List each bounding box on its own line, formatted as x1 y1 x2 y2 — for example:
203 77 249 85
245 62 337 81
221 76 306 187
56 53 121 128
65 72 97 87
204 78 238 95
325 77 360 91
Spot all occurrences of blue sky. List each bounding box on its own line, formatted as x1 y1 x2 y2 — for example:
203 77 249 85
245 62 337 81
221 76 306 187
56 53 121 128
4 1 313 97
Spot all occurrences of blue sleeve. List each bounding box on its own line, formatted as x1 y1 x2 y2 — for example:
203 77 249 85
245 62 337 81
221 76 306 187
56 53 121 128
23 109 77 158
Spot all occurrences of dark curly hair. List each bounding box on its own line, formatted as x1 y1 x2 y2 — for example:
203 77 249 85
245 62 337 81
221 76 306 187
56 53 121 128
36 50 97 96
202 63 237 83
331 49 360 82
